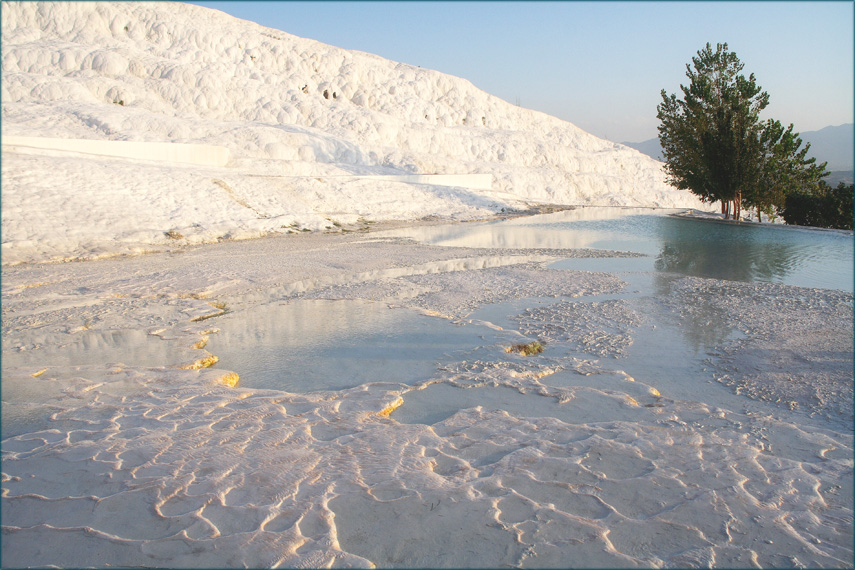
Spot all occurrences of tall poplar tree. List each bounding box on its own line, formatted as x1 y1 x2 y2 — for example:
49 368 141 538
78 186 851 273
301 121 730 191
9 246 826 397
657 43 769 220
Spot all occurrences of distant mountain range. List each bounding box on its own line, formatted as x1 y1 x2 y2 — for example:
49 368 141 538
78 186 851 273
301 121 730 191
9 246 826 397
623 123 854 186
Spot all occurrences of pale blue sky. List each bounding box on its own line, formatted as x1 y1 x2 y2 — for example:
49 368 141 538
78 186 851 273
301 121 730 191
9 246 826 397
185 1 853 143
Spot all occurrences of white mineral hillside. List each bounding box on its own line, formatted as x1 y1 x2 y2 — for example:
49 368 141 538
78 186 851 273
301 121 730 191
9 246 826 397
1 1 708 265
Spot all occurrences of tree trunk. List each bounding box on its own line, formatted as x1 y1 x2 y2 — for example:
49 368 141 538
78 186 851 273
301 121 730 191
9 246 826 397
757 206 762 222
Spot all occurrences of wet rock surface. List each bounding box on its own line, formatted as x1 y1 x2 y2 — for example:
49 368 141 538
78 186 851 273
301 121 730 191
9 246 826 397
2 223 852 568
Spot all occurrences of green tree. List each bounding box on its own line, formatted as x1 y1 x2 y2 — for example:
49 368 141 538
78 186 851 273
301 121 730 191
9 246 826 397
746 119 828 221
657 43 769 220
782 181 854 230
658 43 829 222
829 182 855 230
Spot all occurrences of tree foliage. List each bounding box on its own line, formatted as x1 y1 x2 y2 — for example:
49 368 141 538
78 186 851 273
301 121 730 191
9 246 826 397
748 120 828 221
782 182 854 230
657 43 827 222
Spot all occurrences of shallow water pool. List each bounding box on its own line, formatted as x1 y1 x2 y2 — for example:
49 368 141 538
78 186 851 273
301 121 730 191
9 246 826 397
206 299 498 392
377 208 854 292
1 328 182 369
4 209 851 569
207 208 851 414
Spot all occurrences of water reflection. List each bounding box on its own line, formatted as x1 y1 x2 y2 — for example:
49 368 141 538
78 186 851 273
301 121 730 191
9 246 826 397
374 208 679 251
668 291 738 353
379 208 853 292
652 217 850 288
206 299 492 392
2 329 182 369
623 271 737 354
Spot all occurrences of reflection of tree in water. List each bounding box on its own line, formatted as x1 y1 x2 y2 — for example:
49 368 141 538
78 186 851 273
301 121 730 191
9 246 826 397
645 271 732 351
651 218 801 352
674 288 734 352
653 218 800 285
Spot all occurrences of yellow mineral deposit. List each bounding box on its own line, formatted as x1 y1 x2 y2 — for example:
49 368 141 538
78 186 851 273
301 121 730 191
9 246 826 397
216 372 240 387
376 397 404 417
190 301 229 322
16 281 49 291
179 353 219 370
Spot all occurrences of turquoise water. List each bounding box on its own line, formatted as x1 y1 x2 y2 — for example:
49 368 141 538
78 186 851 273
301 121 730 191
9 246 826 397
380 208 854 292
208 208 851 394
